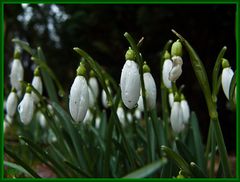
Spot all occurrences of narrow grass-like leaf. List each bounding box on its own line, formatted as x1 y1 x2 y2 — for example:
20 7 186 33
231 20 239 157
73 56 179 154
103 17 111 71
190 162 207 178
161 145 192 176
123 158 167 178
12 38 34 55
64 161 93 178
190 112 205 170
4 147 41 178
4 161 33 177
176 138 195 164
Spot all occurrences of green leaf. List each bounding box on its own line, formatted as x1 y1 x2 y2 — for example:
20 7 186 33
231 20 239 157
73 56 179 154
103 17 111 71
190 162 207 178
4 161 33 177
12 38 34 55
175 139 195 164
161 145 192 176
64 161 93 178
212 46 227 96
122 158 167 178
4 147 41 178
190 112 205 170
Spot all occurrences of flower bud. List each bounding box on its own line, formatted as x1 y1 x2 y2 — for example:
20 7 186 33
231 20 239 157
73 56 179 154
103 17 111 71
168 90 174 108
36 111 47 128
10 58 24 94
89 76 99 99
180 98 190 124
162 59 173 88
18 92 35 125
134 108 142 120
31 72 43 103
120 60 140 109
6 89 18 117
221 59 234 100
95 116 101 129
88 86 95 108
83 109 93 124
69 75 89 123
170 101 184 133
117 106 126 126
171 40 182 57
101 86 111 108
169 63 182 82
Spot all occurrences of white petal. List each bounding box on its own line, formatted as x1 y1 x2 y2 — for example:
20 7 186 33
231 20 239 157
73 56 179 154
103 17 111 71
162 59 173 88
10 59 24 91
168 93 174 108
6 91 18 117
89 77 99 99
134 108 142 120
181 100 190 124
143 73 157 110
83 109 93 124
170 102 184 133
172 56 183 66
137 95 144 111
69 76 89 122
101 87 111 108
221 67 234 100
127 112 133 123
169 64 182 82
117 107 125 126
37 111 47 128
120 60 140 109
18 93 35 125
31 76 43 103
95 117 101 129
88 86 95 107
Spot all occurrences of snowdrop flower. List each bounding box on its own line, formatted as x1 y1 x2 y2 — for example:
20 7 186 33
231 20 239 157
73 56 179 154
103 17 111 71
117 105 126 126
95 116 101 129
162 59 173 88
137 63 157 111
170 94 185 133
6 88 18 117
169 56 183 82
37 111 47 128
31 67 43 103
137 95 144 111
180 95 190 124
69 63 89 123
18 85 35 125
83 109 93 124
221 58 234 100
127 112 133 123
134 108 142 120
10 50 24 96
101 81 112 108
120 48 140 109
168 89 174 108
88 86 95 108
89 70 99 99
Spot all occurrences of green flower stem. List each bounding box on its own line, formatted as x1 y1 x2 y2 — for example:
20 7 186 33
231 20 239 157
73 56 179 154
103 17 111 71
159 40 173 146
124 32 151 163
172 30 232 177
209 123 216 177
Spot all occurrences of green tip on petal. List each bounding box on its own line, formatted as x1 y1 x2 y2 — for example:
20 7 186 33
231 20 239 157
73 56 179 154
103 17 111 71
143 62 151 73
171 39 183 57
105 79 110 86
11 87 17 93
34 66 41 76
90 70 95 77
76 62 86 76
180 93 185 100
168 88 173 93
164 50 171 60
26 84 32 93
125 48 136 61
14 50 21 59
222 58 230 68
174 92 181 102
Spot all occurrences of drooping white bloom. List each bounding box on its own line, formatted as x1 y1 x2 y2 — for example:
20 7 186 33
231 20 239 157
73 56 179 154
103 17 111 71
36 111 47 128
162 59 173 88
18 93 35 125
10 59 24 93
88 86 95 108
120 60 140 109
83 109 93 124
127 112 133 123
101 87 111 108
69 76 89 123
169 56 183 82
6 90 18 117
89 77 99 99
170 101 184 133
134 108 142 120
31 76 43 103
221 67 234 100
117 106 125 126
180 100 190 124
168 92 174 108
137 72 157 111
95 116 101 129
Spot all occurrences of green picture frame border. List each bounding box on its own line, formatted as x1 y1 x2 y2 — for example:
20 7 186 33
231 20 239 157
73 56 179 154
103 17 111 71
0 1 239 181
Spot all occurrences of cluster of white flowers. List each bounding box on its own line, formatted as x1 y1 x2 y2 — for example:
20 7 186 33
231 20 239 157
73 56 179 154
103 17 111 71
5 49 44 128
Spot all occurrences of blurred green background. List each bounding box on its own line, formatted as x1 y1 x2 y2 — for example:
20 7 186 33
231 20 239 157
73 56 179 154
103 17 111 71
4 4 236 152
